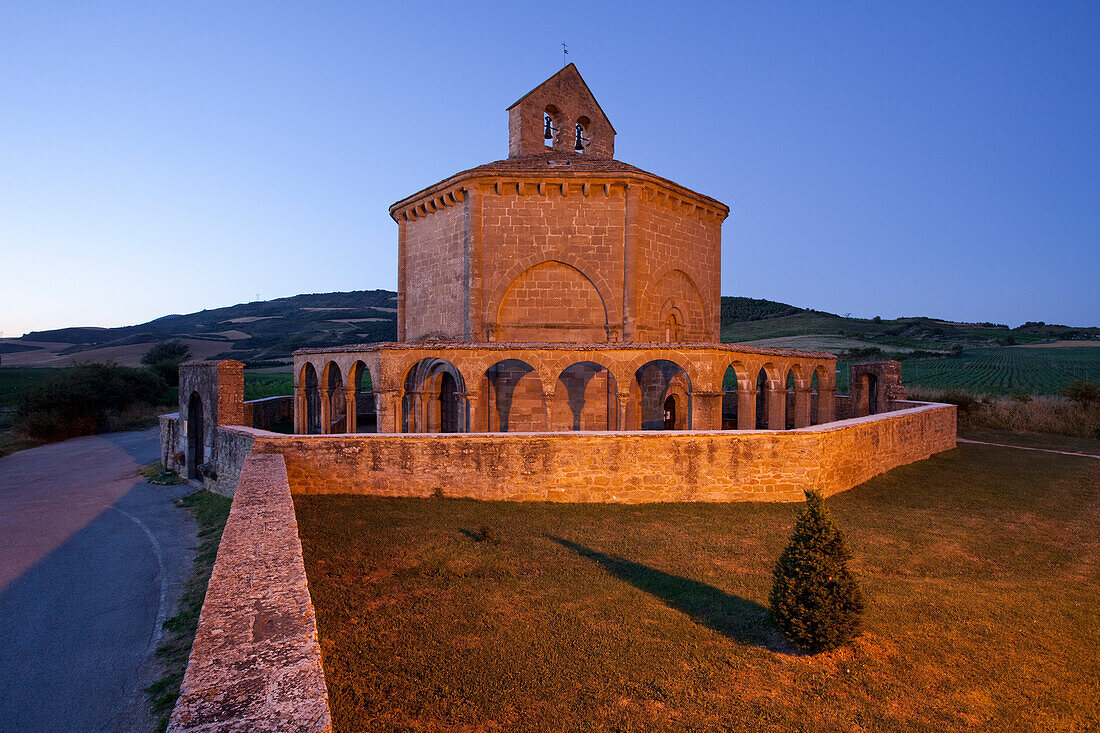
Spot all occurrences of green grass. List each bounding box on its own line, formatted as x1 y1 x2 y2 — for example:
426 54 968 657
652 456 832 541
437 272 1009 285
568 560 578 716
244 372 293 401
295 441 1099 732
146 489 232 733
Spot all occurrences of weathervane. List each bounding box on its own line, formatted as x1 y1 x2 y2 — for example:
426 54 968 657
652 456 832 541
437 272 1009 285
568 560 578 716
562 42 568 67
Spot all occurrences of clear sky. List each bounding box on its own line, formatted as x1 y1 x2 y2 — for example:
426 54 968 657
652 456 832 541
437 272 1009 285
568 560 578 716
1 1 1097 337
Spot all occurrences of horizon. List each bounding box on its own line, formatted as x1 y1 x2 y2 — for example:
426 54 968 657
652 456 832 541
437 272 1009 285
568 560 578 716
2 2 1098 337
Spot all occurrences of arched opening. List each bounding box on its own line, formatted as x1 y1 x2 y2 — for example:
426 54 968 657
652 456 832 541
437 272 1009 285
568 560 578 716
323 362 345 433
634 360 691 430
756 368 770 429
187 392 204 480
575 115 590 153
544 105 562 149
303 363 321 435
859 373 879 416
554 361 618 431
721 364 745 430
439 372 459 433
352 361 376 433
665 310 682 343
663 395 677 429
480 359 543 432
785 369 797 429
403 358 467 433
811 365 832 425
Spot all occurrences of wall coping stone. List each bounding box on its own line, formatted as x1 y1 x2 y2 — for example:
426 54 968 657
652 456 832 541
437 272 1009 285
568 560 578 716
168 453 332 732
219 401 954 441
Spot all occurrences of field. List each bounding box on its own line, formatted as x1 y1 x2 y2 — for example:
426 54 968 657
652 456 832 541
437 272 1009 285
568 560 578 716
835 345 1100 395
295 435 1099 732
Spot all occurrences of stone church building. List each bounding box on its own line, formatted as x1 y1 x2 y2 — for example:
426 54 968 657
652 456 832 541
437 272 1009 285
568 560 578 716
292 65 854 437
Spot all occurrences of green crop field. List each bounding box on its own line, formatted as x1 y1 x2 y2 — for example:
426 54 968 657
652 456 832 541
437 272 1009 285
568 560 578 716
835 346 1100 395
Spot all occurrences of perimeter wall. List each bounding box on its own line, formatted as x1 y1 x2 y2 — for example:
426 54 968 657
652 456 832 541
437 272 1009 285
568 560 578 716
225 401 955 503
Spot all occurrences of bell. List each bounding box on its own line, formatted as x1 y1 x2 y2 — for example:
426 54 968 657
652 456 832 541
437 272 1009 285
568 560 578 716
544 117 554 140
574 126 585 152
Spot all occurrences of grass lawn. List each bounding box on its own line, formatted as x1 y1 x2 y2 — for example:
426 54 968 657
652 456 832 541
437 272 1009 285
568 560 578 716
295 440 1099 732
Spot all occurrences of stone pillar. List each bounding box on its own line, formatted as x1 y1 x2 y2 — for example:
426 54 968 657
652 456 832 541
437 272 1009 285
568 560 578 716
294 384 306 435
461 391 478 433
617 391 630 431
374 390 396 434
320 389 332 435
766 383 785 430
817 388 836 424
623 184 641 341
542 390 555 431
793 387 812 428
345 387 357 434
737 388 756 430
693 391 723 431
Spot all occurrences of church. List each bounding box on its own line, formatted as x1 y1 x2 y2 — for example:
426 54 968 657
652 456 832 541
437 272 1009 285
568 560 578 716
291 65 851 437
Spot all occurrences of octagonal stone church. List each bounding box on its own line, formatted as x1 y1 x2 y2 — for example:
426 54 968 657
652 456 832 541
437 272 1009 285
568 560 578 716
292 65 854 436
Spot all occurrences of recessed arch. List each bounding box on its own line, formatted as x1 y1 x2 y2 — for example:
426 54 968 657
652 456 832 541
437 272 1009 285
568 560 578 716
495 260 609 343
554 361 618 431
481 359 544 432
301 363 321 435
350 360 376 433
187 391 204 480
645 269 707 342
634 359 692 430
403 358 468 433
323 361 346 433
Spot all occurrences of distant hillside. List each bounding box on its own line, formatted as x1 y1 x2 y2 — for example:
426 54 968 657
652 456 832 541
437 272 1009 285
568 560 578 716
1 291 1096 368
2 290 398 368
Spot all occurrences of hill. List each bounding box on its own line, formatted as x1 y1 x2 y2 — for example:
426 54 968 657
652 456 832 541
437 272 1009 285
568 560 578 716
1 291 1096 370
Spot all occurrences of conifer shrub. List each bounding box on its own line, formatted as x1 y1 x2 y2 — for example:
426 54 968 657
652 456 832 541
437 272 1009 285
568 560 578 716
770 489 864 653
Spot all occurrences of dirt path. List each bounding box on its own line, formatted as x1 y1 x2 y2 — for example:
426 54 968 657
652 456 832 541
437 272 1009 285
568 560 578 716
0 429 198 732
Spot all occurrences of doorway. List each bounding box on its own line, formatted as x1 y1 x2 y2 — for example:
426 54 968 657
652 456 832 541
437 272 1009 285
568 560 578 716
187 393 203 480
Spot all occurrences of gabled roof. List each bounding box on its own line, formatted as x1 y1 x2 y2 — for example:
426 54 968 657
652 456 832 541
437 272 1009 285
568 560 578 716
506 63 617 135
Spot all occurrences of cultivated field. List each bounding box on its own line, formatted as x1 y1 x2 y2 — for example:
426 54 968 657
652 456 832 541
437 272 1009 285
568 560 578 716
834 345 1100 395
295 435 1099 732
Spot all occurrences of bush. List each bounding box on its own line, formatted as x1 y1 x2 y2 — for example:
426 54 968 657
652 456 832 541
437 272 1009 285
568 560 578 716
1061 379 1100 407
141 340 191 387
770 490 864 653
14 362 171 441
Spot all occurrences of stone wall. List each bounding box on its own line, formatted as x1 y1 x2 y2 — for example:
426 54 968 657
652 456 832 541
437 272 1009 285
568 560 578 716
246 395 294 432
239 402 956 504
169 453 331 732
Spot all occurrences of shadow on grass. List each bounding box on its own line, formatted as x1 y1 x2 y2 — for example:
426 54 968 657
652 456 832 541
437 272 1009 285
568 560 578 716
549 536 792 654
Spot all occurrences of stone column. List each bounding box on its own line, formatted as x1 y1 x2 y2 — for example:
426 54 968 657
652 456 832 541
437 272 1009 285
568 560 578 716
617 391 630 431
766 383 786 430
320 388 332 435
294 384 306 435
345 387 358 433
737 388 756 430
542 390 555 432
460 391 478 433
817 388 836 424
793 387 812 428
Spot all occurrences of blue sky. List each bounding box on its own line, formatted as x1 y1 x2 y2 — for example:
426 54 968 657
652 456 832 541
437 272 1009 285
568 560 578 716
1 1 1097 337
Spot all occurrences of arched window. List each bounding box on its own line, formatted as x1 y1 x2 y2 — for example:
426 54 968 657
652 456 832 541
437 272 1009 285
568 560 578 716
575 116 590 153
544 105 562 149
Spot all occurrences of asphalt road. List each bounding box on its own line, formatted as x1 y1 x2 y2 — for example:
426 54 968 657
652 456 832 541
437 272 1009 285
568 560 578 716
0 428 198 732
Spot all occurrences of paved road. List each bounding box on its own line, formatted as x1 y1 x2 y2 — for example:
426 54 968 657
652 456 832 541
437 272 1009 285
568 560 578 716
0 429 198 732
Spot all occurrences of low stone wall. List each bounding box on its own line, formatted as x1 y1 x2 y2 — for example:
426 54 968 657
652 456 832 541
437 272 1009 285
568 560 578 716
169 453 332 732
246 395 294 432
230 402 955 503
